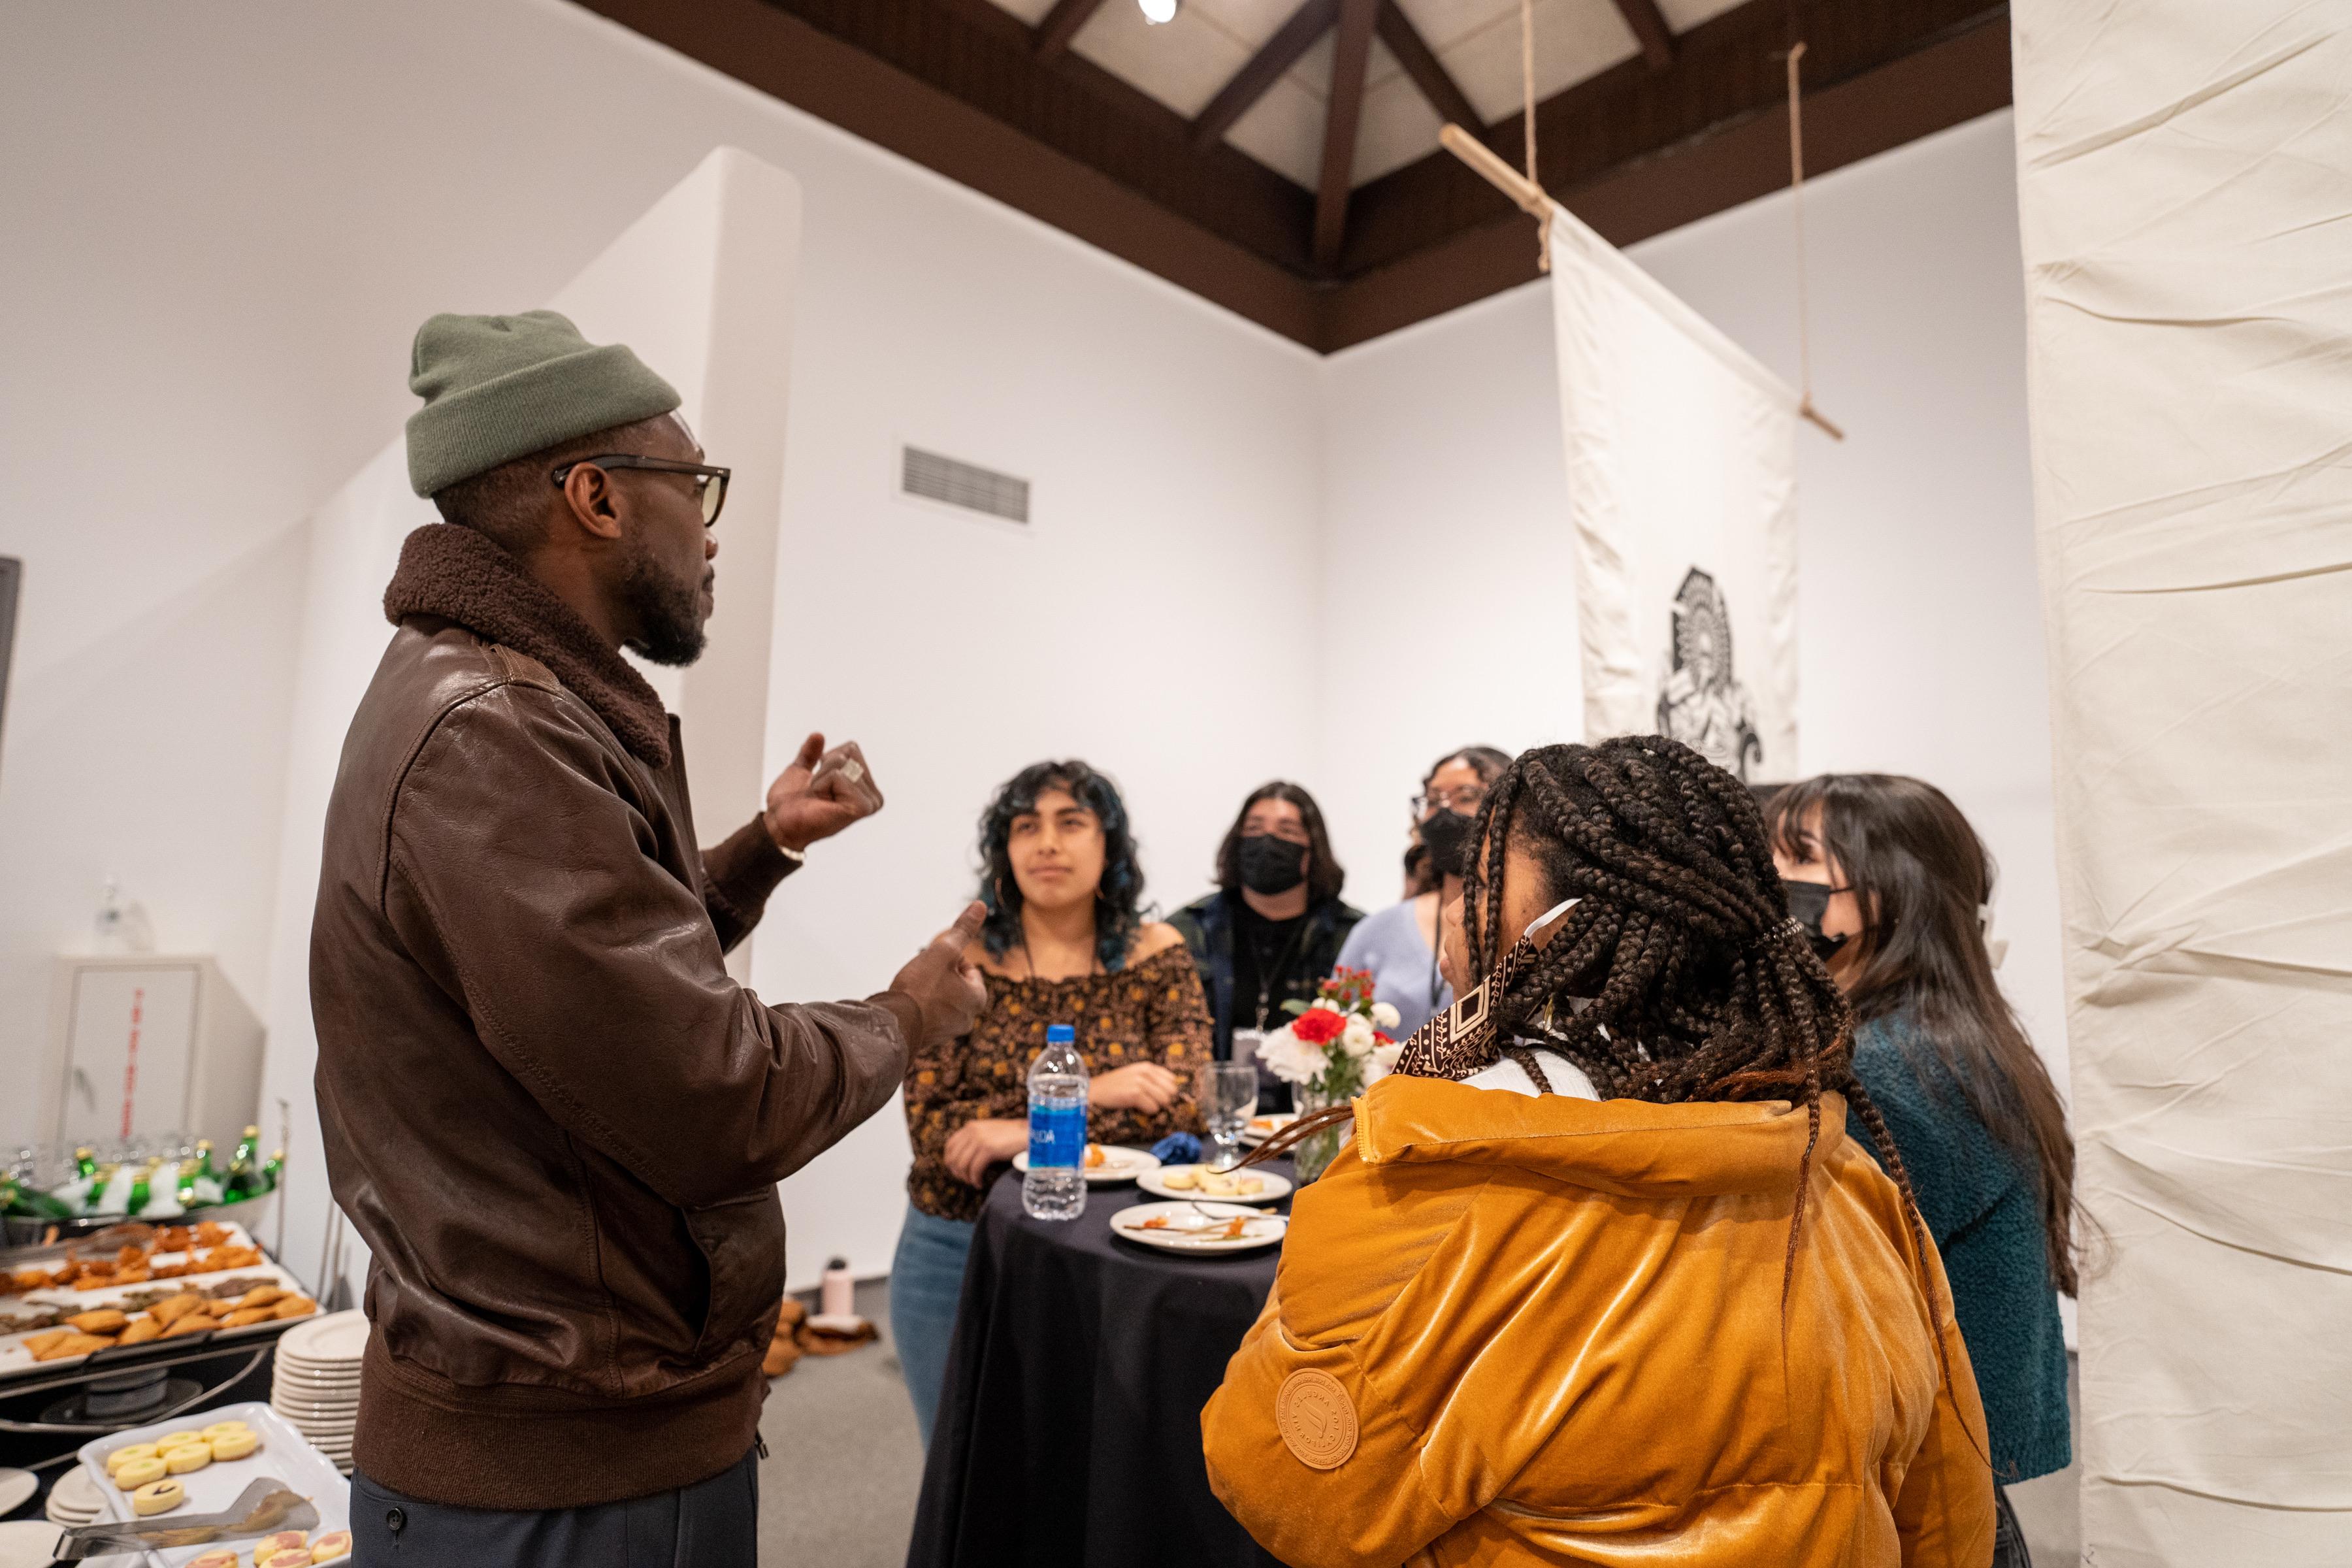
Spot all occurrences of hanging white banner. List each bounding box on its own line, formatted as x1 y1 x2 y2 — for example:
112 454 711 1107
1547 208 1802 781
2010 5 2352 1563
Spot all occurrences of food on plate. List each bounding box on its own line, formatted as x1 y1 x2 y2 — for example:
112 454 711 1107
163 1443 212 1475
162 1313 219 1338
274 1295 319 1319
154 1430 205 1450
256 1531 309 1555
131 1477 186 1516
64 1308 129 1334
19 1329 69 1358
200 1419 252 1439
118 1316 164 1345
1218 1216 1251 1240
208 1428 261 1460
1083 1143 1107 1169
150 1293 206 1326
105 1443 162 1474
220 1307 275 1328
35 1331 112 1360
1198 1171 1264 1198
113 1456 168 1490
312 1530 354 1562
188 1552 240 1568
1139 1215 1170 1229
232 1286 284 1311
1158 1166 1198 1191
263 1550 316 1568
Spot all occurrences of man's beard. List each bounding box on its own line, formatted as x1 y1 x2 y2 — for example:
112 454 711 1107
619 539 710 666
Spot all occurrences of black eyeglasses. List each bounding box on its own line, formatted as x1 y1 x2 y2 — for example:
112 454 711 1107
551 454 731 525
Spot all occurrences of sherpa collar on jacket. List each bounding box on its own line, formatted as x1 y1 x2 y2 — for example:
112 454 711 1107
382 523 672 767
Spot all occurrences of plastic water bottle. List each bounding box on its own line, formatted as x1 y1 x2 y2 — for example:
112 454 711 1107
1023 1024 1088 1220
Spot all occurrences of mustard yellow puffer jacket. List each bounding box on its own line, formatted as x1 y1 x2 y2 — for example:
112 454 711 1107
1201 1078 1994 1567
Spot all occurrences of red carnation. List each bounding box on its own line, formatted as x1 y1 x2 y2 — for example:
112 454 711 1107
1290 1008 1347 1046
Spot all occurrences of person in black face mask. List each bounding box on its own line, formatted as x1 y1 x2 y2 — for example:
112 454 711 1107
1336 745 1512 1042
1170 782 1362 1110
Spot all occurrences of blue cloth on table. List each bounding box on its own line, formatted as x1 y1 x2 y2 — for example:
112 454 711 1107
1151 1132 1203 1164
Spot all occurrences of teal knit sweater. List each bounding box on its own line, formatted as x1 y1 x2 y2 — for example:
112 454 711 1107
1845 1011 2072 1483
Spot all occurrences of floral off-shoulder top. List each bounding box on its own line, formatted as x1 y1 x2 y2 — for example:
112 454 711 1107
903 943 1212 1222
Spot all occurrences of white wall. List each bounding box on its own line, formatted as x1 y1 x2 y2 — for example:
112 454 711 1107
0 0 1318 1290
1315 111 2067 1083
1 2 2056 1295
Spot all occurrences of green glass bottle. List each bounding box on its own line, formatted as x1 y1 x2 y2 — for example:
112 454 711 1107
193 1138 216 1182
261 1149 284 1194
125 1161 153 1217
74 1146 97 1181
225 1125 261 1198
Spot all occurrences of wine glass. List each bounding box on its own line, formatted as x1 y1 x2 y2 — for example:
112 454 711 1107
1197 1062 1260 1171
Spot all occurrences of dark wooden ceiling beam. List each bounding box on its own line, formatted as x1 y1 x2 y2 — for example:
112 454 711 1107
1192 0 1339 151
1034 0 1113 61
1611 0 1676 71
1374 0 1483 132
1313 0 1380 271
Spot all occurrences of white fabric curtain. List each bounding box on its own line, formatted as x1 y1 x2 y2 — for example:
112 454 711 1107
2010 6 2352 1563
1546 208 1801 781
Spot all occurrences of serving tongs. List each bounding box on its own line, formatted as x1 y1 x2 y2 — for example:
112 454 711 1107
55 1478 318 1558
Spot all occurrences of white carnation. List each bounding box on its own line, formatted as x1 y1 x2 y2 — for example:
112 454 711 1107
1370 1001 1401 1031
1256 1027 1326 1086
1339 1013 1377 1060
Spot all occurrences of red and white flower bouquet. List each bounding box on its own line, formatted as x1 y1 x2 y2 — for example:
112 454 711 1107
1254 968 1402 1180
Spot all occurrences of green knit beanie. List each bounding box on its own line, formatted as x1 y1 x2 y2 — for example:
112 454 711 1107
404 310 681 497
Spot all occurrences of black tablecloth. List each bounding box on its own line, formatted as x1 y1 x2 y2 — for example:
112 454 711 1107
907 1165 1291 1568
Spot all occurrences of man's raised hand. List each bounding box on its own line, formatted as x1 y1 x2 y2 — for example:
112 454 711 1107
764 731 886 854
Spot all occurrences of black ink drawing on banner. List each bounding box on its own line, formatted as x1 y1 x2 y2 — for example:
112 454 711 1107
1655 566 1761 780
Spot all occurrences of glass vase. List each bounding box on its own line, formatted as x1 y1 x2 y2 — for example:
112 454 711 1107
1291 1058 1364 1185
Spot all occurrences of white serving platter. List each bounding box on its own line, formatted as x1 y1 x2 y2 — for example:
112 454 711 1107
1109 1201 1288 1255
0 1222 309 1382
78 1400 348 1568
1011 1145 1160 1184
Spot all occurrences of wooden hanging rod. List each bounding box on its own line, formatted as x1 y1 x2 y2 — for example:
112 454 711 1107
1437 124 1844 440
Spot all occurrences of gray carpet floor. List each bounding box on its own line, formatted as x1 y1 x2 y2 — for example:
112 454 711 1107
756 1279 2083 1567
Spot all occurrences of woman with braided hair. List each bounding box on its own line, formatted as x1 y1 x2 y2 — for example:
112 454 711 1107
1202 736 1995 1567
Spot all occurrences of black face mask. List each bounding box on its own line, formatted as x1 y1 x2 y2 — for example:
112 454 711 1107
1418 809 1477 879
1784 879 1851 962
1236 834 1309 896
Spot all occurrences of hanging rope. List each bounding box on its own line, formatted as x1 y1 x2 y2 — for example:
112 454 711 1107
1524 0 1551 272
1784 42 1843 440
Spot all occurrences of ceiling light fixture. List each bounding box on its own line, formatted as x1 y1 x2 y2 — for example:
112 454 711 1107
1138 0 1180 24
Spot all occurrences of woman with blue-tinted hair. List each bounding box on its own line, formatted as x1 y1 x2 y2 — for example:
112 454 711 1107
891 759 1209 1444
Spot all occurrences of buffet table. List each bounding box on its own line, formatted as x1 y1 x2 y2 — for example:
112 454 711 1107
907 1163 1292 1568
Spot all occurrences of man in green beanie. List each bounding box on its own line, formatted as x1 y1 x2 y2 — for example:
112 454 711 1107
309 311 987 1565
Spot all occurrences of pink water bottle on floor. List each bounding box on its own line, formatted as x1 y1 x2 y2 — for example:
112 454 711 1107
820 1256 854 1318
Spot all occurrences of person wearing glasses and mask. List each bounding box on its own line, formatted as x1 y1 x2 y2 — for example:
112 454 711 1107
1171 782 1362 1110
1335 746 1511 1040
310 312 988 1565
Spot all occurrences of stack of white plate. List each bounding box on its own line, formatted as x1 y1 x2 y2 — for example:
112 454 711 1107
42 1464 102 1529
270 1309 367 1473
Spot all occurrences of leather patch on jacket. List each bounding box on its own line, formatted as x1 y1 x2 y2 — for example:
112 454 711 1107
1277 1369 1358 1469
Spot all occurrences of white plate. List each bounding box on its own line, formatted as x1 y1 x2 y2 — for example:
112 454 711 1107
276 1311 367 1366
0 1469 33 1518
270 1369 359 1390
1010 1146 1160 1184
79 1399 348 1567
46 1466 103 1522
1136 1166 1291 1205
0 1519 69 1568
1109 1201 1288 1255
1239 1113 1298 1148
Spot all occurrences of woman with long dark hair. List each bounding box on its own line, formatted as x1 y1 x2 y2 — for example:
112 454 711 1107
1339 745 1511 1039
892 760 1209 1442
1170 781 1362 1109
1204 737 1993 1565
1769 773 2074 1564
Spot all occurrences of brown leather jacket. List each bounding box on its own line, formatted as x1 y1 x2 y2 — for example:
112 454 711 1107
311 524 920 1509
1203 1079 1995 1567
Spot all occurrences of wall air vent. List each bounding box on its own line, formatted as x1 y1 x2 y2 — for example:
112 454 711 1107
900 446 1030 525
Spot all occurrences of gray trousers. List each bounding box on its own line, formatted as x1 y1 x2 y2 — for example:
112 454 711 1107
350 1445 758 1567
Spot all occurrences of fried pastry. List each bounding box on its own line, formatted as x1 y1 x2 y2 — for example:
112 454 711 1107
149 1293 206 1326
273 1295 319 1319
65 1308 129 1334
220 1307 274 1328
35 1332 112 1360
118 1316 164 1345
